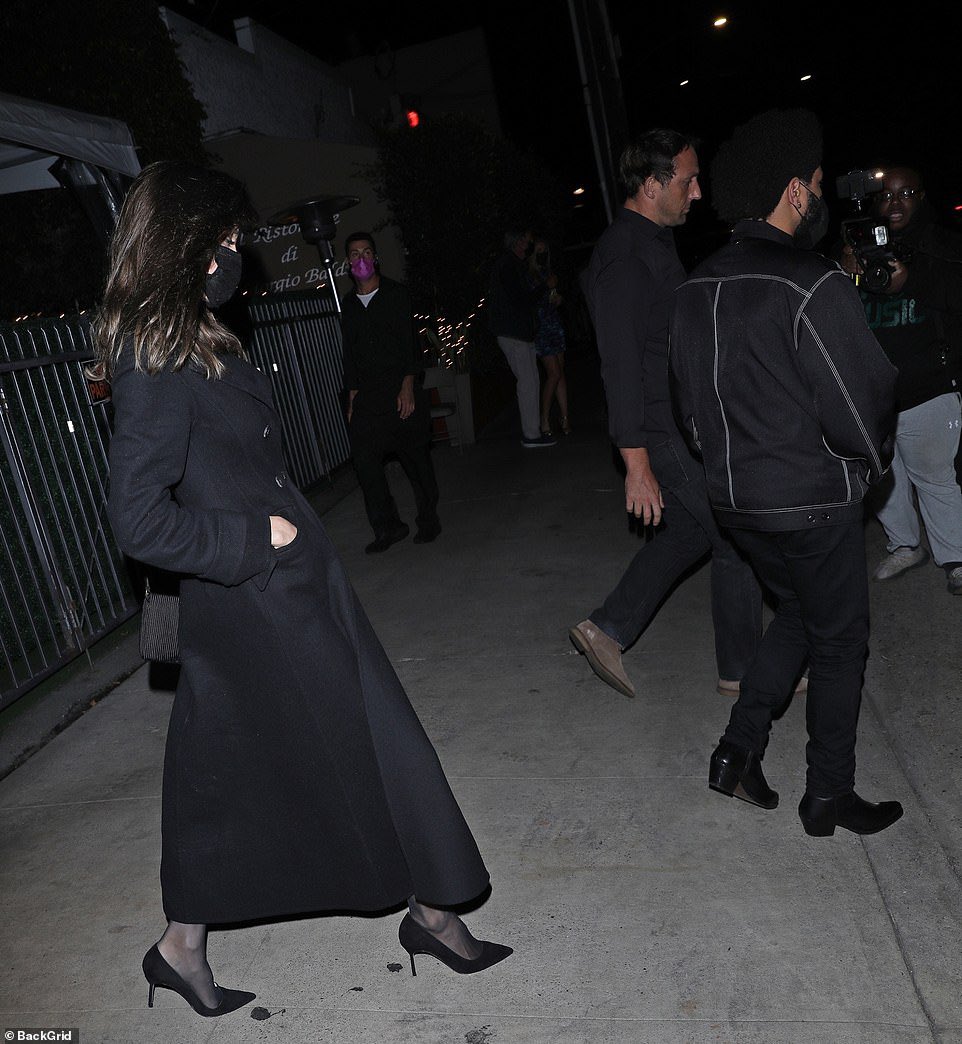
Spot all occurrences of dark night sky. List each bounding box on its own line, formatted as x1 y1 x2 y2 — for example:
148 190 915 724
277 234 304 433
164 0 962 245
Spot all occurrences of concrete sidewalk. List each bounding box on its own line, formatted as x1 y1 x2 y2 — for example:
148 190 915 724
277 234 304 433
1 358 961 1043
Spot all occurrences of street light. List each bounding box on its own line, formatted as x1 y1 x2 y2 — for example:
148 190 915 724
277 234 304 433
678 18 726 91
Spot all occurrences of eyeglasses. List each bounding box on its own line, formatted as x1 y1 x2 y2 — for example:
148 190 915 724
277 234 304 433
878 188 917 203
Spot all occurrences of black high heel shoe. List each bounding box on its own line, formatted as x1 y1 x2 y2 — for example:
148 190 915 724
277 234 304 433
398 913 513 976
142 944 255 1017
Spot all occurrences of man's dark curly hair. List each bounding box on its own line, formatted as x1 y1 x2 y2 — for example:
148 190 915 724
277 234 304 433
710 108 823 223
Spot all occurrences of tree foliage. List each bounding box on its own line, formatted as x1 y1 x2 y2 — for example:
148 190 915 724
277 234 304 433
0 0 208 316
0 0 207 166
367 114 568 366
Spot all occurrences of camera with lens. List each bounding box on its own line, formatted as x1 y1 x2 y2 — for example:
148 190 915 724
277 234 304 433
836 169 911 293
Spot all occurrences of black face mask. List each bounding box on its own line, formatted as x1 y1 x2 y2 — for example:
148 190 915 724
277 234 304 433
794 183 829 250
205 245 243 308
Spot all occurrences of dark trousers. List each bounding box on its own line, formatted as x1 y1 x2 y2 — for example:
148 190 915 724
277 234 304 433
724 520 869 797
350 399 439 537
590 439 761 679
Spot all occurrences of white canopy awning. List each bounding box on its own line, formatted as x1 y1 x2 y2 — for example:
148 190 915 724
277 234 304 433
0 91 140 195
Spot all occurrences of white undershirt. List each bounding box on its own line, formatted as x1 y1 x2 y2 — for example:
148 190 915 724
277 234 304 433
357 288 379 308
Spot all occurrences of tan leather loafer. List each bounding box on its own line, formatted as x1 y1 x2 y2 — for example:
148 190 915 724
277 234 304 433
569 620 635 698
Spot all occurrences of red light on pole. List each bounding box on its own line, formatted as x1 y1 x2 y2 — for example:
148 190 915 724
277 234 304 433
405 109 420 128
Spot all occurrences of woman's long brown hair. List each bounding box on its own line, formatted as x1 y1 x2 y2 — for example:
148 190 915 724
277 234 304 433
92 161 258 379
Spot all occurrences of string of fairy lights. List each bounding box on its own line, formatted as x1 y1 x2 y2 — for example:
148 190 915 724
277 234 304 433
9 312 81 323
8 296 489 376
415 298 485 371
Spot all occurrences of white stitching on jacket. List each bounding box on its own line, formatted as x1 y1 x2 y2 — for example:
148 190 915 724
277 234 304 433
711 282 737 508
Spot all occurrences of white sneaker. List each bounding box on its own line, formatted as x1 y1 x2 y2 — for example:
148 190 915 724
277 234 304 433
872 545 929 581
947 565 962 595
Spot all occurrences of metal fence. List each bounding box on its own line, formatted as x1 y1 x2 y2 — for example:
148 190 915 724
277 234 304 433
246 289 350 489
0 290 348 710
0 315 136 710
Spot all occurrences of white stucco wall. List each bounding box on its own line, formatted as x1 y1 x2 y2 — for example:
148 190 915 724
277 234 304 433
159 8 373 146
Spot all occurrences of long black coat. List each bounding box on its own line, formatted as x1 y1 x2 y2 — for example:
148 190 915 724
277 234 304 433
107 349 488 924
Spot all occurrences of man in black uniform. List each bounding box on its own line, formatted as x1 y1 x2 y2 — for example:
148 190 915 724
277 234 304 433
341 231 440 553
670 109 903 837
569 129 761 700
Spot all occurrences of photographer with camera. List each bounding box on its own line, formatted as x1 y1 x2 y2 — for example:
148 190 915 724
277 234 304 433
840 167 962 595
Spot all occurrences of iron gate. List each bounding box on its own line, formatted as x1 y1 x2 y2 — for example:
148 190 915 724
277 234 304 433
245 289 350 489
0 315 137 709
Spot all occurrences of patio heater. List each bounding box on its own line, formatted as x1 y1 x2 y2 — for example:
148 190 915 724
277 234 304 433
265 195 360 313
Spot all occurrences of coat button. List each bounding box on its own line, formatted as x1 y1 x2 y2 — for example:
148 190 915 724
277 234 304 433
807 514 816 522
263 425 271 438
275 472 287 488
822 513 831 520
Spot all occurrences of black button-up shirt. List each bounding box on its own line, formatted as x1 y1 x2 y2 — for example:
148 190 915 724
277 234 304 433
586 207 687 448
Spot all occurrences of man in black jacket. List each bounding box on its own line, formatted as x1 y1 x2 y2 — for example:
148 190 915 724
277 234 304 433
569 129 762 700
840 167 962 594
670 109 904 838
341 231 440 553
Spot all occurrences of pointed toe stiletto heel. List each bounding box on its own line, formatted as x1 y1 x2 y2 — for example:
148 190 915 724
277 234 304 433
143 944 255 1017
398 913 513 976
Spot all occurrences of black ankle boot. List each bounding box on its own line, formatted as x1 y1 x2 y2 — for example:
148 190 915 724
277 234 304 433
798 790 903 837
708 740 778 809
413 519 442 544
365 522 409 554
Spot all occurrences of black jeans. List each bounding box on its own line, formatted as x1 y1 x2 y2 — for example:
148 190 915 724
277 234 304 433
350 397 440 537
724 520 869 797
590 439 761 680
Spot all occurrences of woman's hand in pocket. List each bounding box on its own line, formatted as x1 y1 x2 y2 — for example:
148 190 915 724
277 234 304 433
270 515 298 549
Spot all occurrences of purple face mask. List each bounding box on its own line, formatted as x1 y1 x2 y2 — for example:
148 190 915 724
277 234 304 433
350 256 376 280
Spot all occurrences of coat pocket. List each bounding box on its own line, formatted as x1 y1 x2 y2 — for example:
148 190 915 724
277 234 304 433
252 503 300 590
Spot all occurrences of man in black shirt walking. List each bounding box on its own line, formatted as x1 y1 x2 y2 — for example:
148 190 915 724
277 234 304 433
341 231 441 553
569 130 761 699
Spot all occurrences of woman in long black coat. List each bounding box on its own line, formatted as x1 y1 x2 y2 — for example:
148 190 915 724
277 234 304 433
95 162 510 1018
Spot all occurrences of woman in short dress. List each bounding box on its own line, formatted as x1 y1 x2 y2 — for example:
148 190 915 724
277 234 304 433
529 237 570 435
